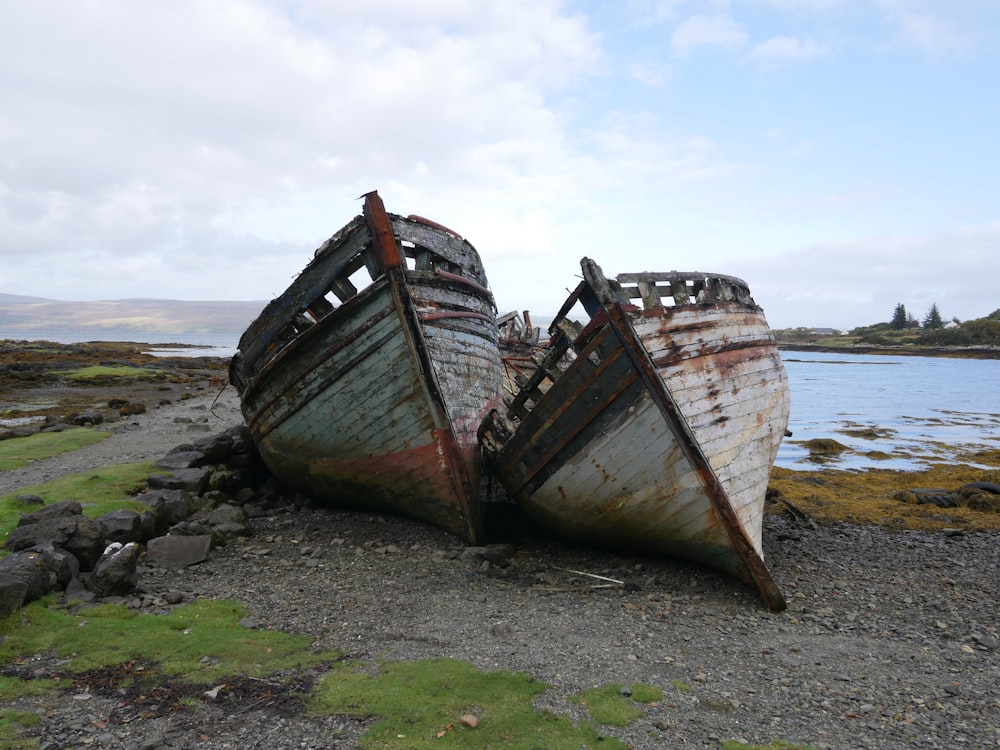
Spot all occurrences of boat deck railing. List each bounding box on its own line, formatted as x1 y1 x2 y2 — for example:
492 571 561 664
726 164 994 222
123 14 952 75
614 271 755 309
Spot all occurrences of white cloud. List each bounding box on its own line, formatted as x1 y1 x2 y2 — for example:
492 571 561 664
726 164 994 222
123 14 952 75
748 0 844 10
671 13 748 57
743 35 831 68
0 0 603 300
876 1 987 56
734 222 1000 329
0 0 997 339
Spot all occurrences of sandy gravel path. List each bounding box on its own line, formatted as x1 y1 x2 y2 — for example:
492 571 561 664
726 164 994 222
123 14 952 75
0 386 244 496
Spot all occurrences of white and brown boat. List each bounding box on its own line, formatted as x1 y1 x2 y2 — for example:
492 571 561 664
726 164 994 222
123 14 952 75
229 191 502 543
479 258 790 609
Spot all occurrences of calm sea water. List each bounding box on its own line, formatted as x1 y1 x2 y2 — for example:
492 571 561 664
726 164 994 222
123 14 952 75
3 330 996 471
779 350 1000 471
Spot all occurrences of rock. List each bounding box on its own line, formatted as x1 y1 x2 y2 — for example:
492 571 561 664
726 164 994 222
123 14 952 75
147 467 212 494
16 494 45 506
207 503 248 527
460 714 479 728
89 542 142 597
27 543 80 587
137 489 191 529
206 504 252 543
5 517 77 553
99 509 145 544
119 401 146 416
974 634 998 650
192 432 235 464
0 551 56 605
146 535 212 568
15 500 84 526
73 411 104 426
153 450 206 470
63 516 107 570
0 572 28 618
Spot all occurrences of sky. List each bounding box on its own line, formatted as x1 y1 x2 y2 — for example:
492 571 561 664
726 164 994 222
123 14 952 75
1 0 998 330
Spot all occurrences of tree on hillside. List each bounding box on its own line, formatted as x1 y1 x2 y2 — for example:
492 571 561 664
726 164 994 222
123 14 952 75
890 303 908 330
923 303 943 329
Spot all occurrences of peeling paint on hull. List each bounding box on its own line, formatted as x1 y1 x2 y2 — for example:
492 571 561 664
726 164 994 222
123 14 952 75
482 259 790 609
230 192 502 543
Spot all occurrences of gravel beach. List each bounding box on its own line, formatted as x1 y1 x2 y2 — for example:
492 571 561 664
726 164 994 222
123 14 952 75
2 388 998 749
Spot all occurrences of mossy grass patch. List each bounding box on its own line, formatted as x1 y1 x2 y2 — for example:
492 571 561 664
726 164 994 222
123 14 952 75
1 462 156 550
0 428 110 471
568 682 664 726
0 598 332 685
309 657 629 749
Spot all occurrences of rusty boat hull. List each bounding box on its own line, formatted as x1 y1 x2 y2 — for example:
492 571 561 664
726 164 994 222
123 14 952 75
230 192 502 544
480 258 789 609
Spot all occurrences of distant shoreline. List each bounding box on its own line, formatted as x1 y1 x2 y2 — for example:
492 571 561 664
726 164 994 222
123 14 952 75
778 342 1000 360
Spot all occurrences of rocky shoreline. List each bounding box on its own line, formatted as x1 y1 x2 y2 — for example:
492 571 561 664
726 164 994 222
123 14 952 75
1 373 999 748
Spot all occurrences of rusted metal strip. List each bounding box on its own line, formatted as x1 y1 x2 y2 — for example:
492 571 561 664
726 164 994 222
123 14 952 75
363 191 403 272
434 267 494 302
419 311 494 324
406 213 464 238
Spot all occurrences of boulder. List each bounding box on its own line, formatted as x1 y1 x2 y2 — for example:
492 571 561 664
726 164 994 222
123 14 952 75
147 467 212 494
15 500 83 526
153 450 206 470
5 516 78 552
0 573 28 619
63 516 107 571
137 489 190 529
99 509 145 544
0 550 57 603
146 535 212 568
192 432 235 464
89 543 142 597
24 543 80 587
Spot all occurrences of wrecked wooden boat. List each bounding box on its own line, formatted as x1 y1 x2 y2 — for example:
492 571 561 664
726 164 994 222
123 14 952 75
479 258 790 609
229 191 502 543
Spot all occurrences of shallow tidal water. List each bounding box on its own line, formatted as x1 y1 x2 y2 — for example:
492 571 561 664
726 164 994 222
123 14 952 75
778 350 1000 471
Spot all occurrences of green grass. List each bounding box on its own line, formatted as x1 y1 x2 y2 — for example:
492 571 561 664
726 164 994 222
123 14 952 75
0 428 110 471
309 657 629 749
0 462 155 550
0 709 41 749
50 365 163 381
568 683 664 726
0 598 330 684
672 679 692 693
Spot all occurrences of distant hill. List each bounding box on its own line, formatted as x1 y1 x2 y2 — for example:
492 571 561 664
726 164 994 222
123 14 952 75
0 295 267 335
